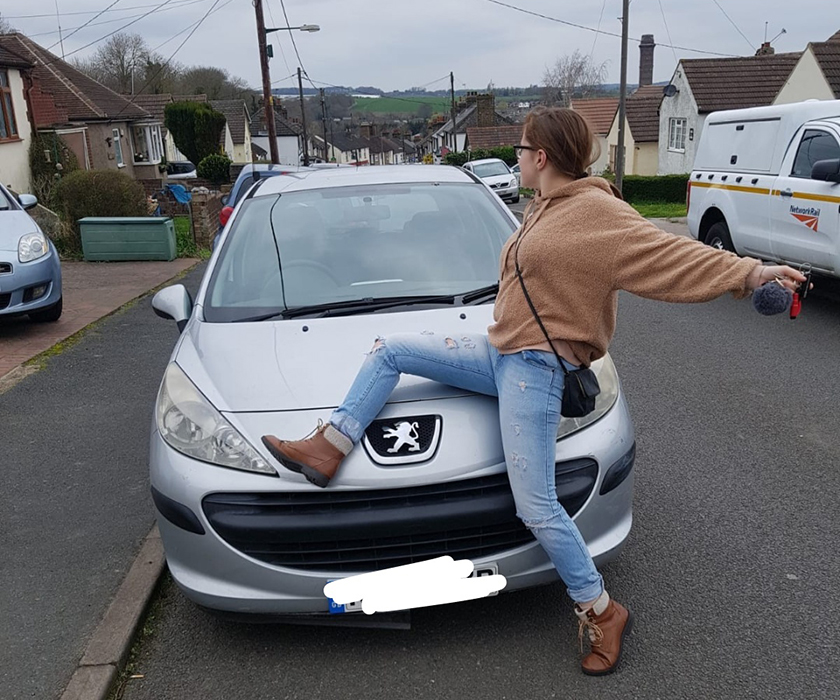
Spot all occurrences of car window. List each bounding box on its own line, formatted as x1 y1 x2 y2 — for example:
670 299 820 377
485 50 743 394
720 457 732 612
791 129 840 179
231 175 255 206
472 162 511 178
204 182 516 322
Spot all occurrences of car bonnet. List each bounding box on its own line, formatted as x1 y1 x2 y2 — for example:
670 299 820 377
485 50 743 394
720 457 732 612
174 305 496 412
0 211 41 251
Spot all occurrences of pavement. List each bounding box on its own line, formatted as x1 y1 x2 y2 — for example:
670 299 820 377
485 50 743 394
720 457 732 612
0 259 198 381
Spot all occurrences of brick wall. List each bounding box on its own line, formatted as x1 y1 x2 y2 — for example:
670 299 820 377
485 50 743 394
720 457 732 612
190 191 224 248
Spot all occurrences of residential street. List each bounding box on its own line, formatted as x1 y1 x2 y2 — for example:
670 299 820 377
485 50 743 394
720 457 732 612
118 267 840 699
0 263 207 700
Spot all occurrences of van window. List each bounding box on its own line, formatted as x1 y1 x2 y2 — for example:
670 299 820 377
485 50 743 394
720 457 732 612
791 130 840 179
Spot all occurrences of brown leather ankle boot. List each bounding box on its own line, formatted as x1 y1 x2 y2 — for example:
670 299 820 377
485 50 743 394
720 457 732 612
575 592 632 676
261 422 353 488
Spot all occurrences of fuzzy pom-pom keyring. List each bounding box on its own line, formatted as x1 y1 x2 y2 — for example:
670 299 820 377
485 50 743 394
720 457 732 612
752 279 793 315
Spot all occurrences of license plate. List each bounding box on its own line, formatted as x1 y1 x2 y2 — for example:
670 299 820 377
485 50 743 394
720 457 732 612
326 563 499 614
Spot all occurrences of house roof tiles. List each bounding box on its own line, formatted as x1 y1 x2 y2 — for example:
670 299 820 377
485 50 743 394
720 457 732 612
625 85 662 143
211 99 250 145
0 33 150 122
811 33 840 98
680 52 801 112
465 124 523 149
570 97 620 136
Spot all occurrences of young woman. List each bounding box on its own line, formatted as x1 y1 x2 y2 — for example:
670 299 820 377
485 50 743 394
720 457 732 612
261 107 806 676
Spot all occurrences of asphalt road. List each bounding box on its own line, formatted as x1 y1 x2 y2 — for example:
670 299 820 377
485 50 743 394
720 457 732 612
119 251 840 696
0 264 207 700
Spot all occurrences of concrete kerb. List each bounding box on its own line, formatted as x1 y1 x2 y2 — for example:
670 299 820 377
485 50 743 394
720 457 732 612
59 525 166 700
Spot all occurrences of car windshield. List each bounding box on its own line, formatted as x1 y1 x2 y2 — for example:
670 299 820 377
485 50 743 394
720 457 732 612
204 182 516 322
472 162 510 178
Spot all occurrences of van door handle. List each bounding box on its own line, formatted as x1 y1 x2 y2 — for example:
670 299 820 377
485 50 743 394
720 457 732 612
780 189 793 198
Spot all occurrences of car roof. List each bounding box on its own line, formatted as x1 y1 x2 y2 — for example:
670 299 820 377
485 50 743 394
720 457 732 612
467 158 507 166
252 164 479 196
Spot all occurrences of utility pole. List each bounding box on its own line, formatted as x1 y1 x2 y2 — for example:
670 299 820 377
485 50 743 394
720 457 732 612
254 0 279 164
615 0 629 192
319 88 328 161
298 67 310 166
450 72 457 153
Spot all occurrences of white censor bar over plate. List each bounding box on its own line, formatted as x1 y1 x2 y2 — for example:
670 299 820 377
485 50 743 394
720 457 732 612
324 556 507 615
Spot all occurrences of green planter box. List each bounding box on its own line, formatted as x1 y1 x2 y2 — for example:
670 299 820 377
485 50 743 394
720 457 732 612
79 217 177 262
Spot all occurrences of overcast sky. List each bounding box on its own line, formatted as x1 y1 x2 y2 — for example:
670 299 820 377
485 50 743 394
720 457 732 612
4 0 836 91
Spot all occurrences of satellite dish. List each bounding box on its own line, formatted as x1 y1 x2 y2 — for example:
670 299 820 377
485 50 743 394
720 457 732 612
663 84 679 97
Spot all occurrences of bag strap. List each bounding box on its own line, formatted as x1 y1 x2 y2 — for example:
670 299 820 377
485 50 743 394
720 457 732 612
512 224 571 377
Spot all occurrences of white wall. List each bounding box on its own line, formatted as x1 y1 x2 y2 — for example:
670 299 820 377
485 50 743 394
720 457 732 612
658 65 705 175
774 48 835 104
606 115 635 174
251 134 300 165
0 68 33 192
222 125 235 160
590 135 610 174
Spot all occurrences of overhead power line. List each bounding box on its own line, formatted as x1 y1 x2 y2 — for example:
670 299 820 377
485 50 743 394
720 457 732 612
265 0 292 80
47 0 122 51
710 0 755 51
278 0 315 88
657 0 679 66
480 0 737 57
6 0 205 19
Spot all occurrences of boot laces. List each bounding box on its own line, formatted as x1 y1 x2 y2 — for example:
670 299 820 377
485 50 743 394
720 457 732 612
298 419 327 442
578 617 605 652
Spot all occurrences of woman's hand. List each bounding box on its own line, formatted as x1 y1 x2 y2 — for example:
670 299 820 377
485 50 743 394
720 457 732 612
747 264 809 292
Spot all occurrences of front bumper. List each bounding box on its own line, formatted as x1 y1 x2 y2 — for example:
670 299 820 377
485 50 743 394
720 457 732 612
0 244 62 317
150 393 634 615
493 185 519 200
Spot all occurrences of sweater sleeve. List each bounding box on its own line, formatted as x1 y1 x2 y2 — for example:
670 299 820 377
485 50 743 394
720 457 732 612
611 208 760 303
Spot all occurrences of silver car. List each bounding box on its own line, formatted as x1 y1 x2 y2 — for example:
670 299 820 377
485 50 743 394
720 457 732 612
463 158 520 204
150 165 635 618
0 184 63 322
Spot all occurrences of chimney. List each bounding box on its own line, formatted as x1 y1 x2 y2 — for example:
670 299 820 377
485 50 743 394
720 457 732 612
476 93 495 128
359 122 373 139
639 34 655 86
755 41 775 56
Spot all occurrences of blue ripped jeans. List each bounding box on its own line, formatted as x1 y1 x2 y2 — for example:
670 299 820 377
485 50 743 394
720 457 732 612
330 332 604 604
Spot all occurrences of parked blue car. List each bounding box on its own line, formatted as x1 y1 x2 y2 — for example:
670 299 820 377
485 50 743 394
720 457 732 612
0 183 63 322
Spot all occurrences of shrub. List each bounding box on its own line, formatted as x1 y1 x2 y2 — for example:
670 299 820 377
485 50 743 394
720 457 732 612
489 146 516 166
28 132 80 209
164 102 227 166
618 174 689 203
443 151 468 167
444 147 517 168
54 170 148 248
197 153 232 185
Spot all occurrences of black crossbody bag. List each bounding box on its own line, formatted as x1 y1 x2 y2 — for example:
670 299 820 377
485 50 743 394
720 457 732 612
513 226 600 418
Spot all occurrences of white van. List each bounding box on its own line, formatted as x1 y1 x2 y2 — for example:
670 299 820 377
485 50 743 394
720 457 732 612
687 100 840 276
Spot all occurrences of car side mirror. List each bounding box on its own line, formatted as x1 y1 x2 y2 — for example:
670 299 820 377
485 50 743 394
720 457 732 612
152 284 193 333
811 158 840 183
18 194 38 210
220 194 229 206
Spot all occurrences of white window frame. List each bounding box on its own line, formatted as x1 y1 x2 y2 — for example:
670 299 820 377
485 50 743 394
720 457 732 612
668 118 687 153
112 127 125 167
131 123 164 165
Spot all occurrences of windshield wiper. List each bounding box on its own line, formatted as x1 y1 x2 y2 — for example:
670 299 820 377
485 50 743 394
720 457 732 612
460 283 498 304
231 286 499 323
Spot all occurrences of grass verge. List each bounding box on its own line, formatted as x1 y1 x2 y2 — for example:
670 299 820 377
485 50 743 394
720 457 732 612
631 201 687 219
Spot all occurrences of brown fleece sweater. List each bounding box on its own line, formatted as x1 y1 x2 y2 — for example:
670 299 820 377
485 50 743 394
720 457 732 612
487 177 760 366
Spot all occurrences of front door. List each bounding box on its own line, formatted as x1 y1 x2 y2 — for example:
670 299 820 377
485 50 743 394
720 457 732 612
770 128 840 273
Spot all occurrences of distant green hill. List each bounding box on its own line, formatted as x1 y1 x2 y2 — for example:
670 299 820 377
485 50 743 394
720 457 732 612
352 95 451 116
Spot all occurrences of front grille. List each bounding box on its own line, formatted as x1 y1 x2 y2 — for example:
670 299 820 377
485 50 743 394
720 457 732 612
0 262 11 274
364 415 439 458
203 458 598 572
0 293 10 310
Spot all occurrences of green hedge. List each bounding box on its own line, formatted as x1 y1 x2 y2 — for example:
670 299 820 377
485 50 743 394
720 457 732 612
197 153 232 185
602 172 689 203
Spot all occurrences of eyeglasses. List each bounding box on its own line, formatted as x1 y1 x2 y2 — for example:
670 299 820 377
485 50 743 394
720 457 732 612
514 144 537 158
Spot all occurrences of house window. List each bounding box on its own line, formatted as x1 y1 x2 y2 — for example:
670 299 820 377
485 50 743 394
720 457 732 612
0 70 19 141
132 124 164 164
112 128 125 167
668 118 687 152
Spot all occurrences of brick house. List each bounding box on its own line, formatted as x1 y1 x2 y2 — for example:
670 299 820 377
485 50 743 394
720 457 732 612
131 93 208 164
570 97 619 174
424 93 515 156
0 33 165 182
310 131 370 165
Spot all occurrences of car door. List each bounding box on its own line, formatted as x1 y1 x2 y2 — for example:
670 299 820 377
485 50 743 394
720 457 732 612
769 127 840 272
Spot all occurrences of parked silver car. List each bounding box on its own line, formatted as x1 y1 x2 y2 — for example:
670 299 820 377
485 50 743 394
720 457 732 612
463 158 520 203
0 184 62 322
150 165 635 618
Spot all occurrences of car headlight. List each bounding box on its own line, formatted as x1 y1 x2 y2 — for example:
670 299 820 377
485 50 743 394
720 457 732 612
19 232 48 263
156 363 277 475
556 353 621 439
509 179 517 187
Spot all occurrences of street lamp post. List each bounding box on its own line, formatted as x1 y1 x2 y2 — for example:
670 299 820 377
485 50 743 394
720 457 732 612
252 2 319 165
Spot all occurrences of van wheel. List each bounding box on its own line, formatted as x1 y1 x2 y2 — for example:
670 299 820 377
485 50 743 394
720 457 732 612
704 221 735 253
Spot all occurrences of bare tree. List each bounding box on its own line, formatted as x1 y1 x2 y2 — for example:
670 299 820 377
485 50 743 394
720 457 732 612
543 50 608 107
0 13 15 34
70 33 149 94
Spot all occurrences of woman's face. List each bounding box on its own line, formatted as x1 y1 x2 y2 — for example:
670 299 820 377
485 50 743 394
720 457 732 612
517 132 540 190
